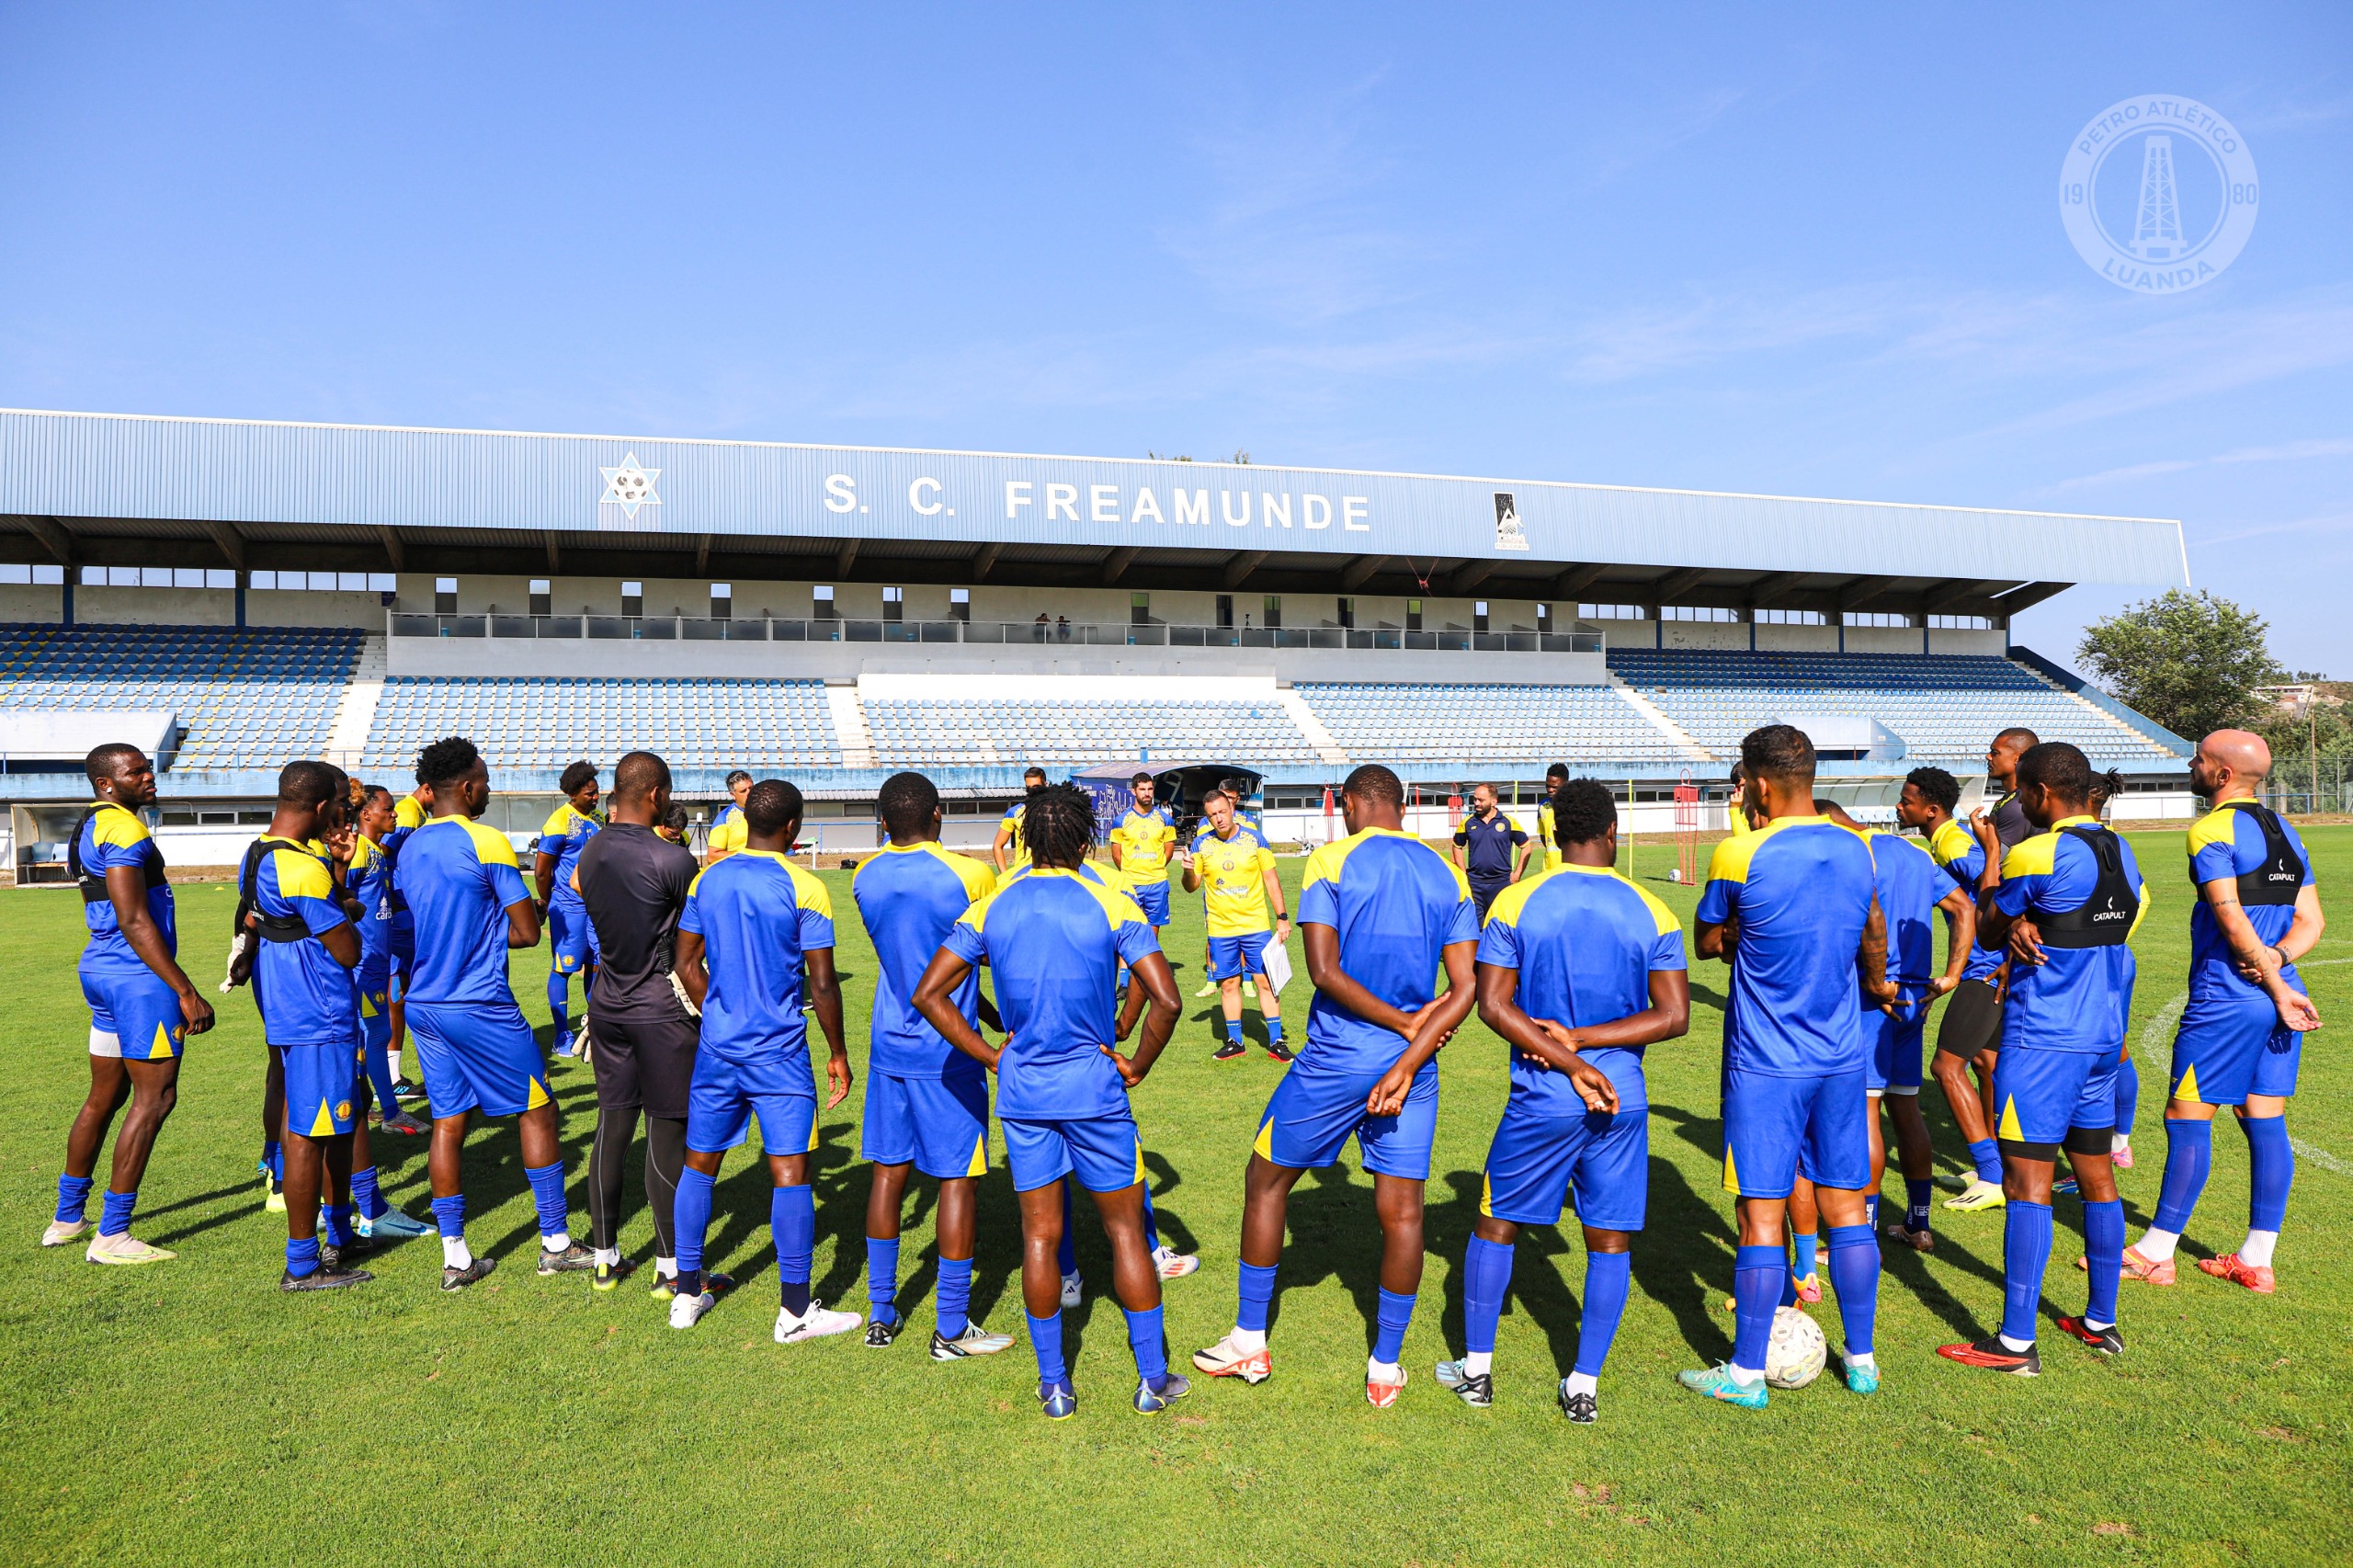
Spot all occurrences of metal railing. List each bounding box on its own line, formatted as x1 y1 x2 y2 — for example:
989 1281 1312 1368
387 613 1605 655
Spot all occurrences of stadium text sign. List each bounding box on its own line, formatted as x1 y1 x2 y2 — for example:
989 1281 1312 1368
823 472 1374 534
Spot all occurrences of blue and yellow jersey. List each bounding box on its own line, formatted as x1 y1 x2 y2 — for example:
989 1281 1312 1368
250 837 358 1048
1296 826 1480 1073
538 802 601 903
385 791 429 922
1108 806 1177 886
1863 828 1949 986
680 849 835 1067
1477 863 1685 1114
1695 816 1877 1076
942 867 1160 1120
74 801 175 978
705 801 746 861
393 816 533 1006
997 801 1029 862
852 841 998 1078
1002 857 1132 900
1927 817 2002 983
347 834 394 972
1535 800 1563 869
2187 800 2313 1001
1190 824 1279 937
1995 816 2149 1053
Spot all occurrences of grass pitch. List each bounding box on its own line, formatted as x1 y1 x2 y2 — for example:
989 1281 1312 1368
4 827 2350 1566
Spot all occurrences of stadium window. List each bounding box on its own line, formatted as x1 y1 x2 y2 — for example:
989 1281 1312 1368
813 584 836 619
1406 598 1423 631
529 579 552 617
0 562 29 585
1928 613 1994 631
620 580 643 619
1755 608 1826 626
336 571 368 592
1473 600 1490 633
710 582 733 620
1579 602 1646 620
1535 602 1552 629
882 585 904 624
366 572 394 594
1216 594 1234 629
1336 596 1355 630
32 562 62 585
1842 611 1912 629
1130 590 1149 628
1662 605 1740 623
435 577 459 615
949 586 970 623
1262 595 1282 629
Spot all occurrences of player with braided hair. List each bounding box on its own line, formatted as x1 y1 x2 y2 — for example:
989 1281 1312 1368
915 781 1186 1418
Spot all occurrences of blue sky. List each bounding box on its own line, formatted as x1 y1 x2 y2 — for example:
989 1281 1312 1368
3 5 2347 673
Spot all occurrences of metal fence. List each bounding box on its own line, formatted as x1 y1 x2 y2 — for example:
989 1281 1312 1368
386 614 1606 656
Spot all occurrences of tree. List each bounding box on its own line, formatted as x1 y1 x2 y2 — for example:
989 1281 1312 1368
2075 588 2284 742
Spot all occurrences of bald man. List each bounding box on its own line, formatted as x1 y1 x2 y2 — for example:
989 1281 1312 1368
2115 731 2324 1295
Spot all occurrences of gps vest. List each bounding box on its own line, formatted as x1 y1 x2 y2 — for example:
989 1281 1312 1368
2211 801 2304 908
238 836 317 942
2033 824 2137 949
67 803 166 906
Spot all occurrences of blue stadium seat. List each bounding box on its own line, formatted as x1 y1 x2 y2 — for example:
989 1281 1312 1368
361 676 842 771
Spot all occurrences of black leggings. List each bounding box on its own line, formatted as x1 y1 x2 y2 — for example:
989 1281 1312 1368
587 1106 687 1256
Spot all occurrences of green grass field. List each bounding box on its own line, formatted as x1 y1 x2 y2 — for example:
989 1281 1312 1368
5 827 2350 1566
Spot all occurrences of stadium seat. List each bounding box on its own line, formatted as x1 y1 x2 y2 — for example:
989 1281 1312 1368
361 676 842 771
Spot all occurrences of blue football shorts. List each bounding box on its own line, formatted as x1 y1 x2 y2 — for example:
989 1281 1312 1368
1207 931 1274 983
861 1065 990 1179
1868 984 1929 1096
358 965 392 1053
548 897 596 975
283 1039 365 1138
1129 881 1171 927
81 966 186 1062
2170 987 2304 1107
405 999 550 1118
687 1048 818 1156
1994 1044 2120 1149
1721 1067 1870 1197
1480 1092 1649 1232
1254 1054 1438 1181
1000 1105 1145 1194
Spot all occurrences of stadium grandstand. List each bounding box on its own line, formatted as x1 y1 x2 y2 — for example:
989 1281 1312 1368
1 407 2195 873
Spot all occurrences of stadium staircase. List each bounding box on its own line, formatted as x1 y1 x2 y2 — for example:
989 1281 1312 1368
1603 672 1712 762
1274 688 1351 767
825 680 877 768
324 634 387 763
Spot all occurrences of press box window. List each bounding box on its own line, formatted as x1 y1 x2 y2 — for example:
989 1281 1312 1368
620 581 644 619
529 579 552 618
1130 590 1149 627
949 587 971 623
882 585 904 624
1336 597 1355 630
813 585 836 619
434 577 459 615
1473 600 1490 633
1405 599 1423 632
710 583 733 620
1261 595 1281 630
1215 595 1233 630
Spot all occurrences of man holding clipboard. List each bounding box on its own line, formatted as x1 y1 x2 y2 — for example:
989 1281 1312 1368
1181 788 1293 1062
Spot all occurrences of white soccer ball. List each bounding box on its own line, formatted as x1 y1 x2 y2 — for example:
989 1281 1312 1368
1667 868 1683 883
1765 1305 1826 1390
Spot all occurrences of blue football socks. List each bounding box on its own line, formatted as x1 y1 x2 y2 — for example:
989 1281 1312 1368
1225 1021 1245 1048
430 1193 466 1239
1125 1303 1169 1388
1824 1224 1879 1356
53 1173 94 1225
1904 1177 1933 1233
937 1256 973 1340
1267 1017 1285 1047
1781 1230 1819 1307
363 1039 402 1121
2245 1114 2294 1231
523 1159 569 1242
2082 1197 2123 1327
323 1202 356 1249
286 1235 320 1278
2001 1199 2053 1346
98 1188 137 1239
1574 1250 1632 1378
867 1235 901 1323
351 1165 387 1221
547 968 570 1043
1236 1261 1277 1332
1029 1310 1067 1384
2154 1117 2213 1233
774 1185 815 1315
1968 1137 2003 1186
1732 1244 1781 1371
1372 1288 1416 1365
2113 1058 2141 1139
674 1166 716 1290
1140 1181 1162 1256
1461 1234 1515 1358
262 1140 283 1182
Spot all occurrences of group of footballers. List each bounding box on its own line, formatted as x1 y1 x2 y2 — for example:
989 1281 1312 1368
39 706 2325 1420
